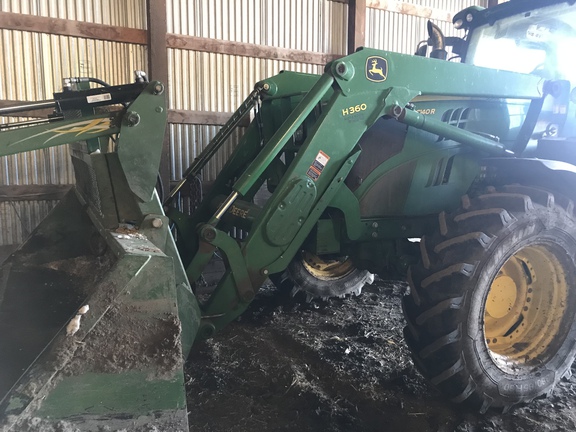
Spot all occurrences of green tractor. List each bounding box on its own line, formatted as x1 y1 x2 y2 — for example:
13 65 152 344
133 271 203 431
168 0 576 413
2 0 576 429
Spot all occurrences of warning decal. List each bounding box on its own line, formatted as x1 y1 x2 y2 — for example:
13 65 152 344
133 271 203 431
306 150 330 181
306 167 320 180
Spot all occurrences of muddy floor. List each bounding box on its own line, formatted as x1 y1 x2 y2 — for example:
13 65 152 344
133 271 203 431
185 279 576 432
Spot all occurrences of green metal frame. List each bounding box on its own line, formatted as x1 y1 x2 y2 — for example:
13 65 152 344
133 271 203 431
168 48 545 339
1 1 570 425
0 81 200 430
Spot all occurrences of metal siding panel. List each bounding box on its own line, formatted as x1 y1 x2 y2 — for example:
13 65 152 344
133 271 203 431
0 31 147 187
0 5 147 246
169 124 246 183
325 0 347 55
401 0 488 9
0 200 58 246
366 8 427 53
167 0 346 55
168 49 322 182
166 0 346 192
168 49 322 113
0 0 147 28
366 0 488 54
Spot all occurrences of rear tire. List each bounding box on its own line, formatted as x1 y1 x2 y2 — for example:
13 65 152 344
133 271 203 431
272 250 373 300
403 185 576 412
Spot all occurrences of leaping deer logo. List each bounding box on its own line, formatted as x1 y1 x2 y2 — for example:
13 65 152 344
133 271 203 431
369 59 385 78
366 56 387 82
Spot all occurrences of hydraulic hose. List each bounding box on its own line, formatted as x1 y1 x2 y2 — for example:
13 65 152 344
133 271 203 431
63 77 112 90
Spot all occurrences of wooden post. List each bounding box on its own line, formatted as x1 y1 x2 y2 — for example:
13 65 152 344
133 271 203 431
488 0 499 7
348 0 366 55
147 0 171 202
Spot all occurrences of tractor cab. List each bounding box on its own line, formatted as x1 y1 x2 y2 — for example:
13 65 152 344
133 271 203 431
461 1 576 160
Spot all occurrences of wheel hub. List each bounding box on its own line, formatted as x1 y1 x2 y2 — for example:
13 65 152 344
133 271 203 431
486 275 518 319
301 251 355 280
484 244 568 372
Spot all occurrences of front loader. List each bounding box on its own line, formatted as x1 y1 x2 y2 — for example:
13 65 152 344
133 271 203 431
2 0 576 429
0 78 201 430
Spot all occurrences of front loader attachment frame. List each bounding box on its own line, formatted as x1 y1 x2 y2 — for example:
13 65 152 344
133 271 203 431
0 45 556 429
167 48 546 340
0 80 200 430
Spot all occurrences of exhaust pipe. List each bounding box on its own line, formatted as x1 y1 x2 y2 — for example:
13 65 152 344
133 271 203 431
427 21 447 60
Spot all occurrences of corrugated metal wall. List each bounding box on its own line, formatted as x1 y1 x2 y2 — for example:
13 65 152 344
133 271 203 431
0 0 146 247
168 0 346 53
167 0 490 183
401 0 483 9
0 0 488 249
167 0 347 182
167 54 322 181
0 0 146 27
366 0 490 53
0 200 56 246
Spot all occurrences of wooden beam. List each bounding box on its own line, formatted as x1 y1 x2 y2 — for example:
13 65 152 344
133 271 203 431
0 11 146 44
168 109 249 127
166 34 341 66
0 184 71 202
0 11 341 66
147 0 171 201
348 0 366 55
367 1 453 22
148 2 169 85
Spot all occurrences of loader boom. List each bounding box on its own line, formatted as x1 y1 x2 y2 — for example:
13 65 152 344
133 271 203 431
168 49 545 335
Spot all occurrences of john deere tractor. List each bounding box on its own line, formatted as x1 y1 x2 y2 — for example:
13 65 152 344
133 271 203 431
2 0 576 429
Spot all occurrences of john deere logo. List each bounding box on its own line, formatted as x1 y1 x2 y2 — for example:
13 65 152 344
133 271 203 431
366 56 387 82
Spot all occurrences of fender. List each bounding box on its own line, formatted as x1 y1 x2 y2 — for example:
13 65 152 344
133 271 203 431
479 157 576 202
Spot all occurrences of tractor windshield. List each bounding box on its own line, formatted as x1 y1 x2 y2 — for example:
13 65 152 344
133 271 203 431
465 3 576 142
466 3 576 80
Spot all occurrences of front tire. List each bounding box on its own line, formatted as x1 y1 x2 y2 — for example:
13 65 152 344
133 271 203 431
403 185 576 412
272 251 374 300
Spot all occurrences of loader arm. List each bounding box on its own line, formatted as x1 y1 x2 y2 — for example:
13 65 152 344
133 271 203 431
171 48 545 338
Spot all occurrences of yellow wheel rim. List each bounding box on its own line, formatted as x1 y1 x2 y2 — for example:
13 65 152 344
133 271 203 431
301 251 355 280
484 244 569 373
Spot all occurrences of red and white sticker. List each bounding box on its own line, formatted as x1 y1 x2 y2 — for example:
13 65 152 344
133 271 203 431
307 150 330 181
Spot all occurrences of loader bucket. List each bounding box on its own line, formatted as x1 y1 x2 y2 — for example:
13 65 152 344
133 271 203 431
0 189 200 431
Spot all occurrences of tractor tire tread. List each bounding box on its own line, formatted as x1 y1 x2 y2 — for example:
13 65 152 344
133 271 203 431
477 192 534 213
430 357 465 386
403 184 576 411
433 232 493 254
420 326 461 359
415 296 463 326
421 263 476 289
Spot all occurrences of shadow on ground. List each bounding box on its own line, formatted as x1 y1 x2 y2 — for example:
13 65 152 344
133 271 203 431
185 280 576 432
